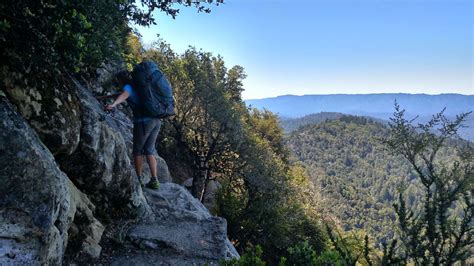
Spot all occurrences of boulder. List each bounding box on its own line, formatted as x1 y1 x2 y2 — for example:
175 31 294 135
0 96 73 264
181 178 221 210
135 155 173 186
203 179 222 210
107 183 239 265
155 155 172 183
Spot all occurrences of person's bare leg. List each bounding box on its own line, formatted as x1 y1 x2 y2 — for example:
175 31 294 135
134 155 144 177
146 155 158 178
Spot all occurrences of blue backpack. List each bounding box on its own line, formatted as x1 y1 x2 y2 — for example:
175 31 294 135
132 61 175 119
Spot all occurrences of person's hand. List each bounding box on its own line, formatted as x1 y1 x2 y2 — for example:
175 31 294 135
105 104 115 111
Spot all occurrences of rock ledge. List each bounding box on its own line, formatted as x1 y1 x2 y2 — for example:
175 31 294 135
106 183 239 265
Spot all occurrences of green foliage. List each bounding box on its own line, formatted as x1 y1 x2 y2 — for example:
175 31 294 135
223 245 266 266
227 242 360 266
325 224 365 265
384 104 474 264
0 0 222 89
1 1 128 80
285 241 318 266
285 116 411 245
224 108 327 262
315 250 344 265
123 33 144 70
143 43 247 201
280 113 386 134
380 239 405 265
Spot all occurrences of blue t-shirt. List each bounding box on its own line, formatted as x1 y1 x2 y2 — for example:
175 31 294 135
123 84 152 123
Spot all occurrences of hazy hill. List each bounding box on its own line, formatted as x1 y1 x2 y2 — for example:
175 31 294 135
247 93 474 141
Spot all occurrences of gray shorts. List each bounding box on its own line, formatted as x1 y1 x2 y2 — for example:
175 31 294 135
133 119 161 155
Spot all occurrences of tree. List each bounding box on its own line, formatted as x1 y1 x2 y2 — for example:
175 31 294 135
215 108 327 262
325 224 371 265
285 241 318 266
0 0 222 87
129 0 224 25
384 103 473 264
144 44 246 201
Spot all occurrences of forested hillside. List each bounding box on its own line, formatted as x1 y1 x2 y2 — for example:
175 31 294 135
285 115 470 246
280 112 386 133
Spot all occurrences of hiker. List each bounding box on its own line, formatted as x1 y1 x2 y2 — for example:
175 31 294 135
104 70 161 189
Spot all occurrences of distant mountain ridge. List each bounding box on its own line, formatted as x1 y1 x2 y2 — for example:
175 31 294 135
246 93 474 141
246 93 473 118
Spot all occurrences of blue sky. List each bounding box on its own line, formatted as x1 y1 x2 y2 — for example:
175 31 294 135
136 0 473 99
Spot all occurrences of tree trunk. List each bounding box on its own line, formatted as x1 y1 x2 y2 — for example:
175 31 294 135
191 154 208 201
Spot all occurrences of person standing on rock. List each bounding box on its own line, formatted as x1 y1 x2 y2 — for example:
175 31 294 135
104 70 161 189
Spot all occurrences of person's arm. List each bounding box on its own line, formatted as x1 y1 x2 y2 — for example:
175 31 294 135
105 91 130 110
96 93 121 100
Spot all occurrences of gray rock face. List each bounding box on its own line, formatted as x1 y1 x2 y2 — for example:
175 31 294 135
91 62 123 94
66 179 105 259
0 97 103 264
108 183 239 265
2 71 81 156
59 79 150 216
0 97 72 265
3 64 169 217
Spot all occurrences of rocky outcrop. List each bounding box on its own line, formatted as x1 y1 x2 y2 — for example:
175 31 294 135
0 97 103 264
0 67 237 264
106 183 239 265
58 79 150 217
2 66 171 217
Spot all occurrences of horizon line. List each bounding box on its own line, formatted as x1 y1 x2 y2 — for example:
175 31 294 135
244 92 474 101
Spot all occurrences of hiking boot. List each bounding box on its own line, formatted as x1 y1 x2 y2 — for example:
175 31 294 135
146 177 160 190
